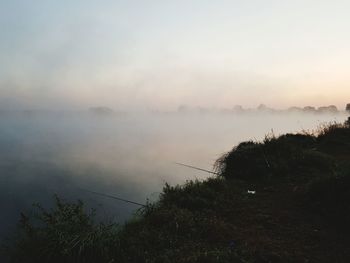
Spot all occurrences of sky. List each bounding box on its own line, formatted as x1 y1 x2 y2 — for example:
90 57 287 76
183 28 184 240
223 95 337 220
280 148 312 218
1 0 350 111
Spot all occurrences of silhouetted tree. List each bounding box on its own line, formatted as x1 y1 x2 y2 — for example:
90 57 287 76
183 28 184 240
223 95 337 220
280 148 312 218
346 103 350 113
303 106 316 112
318 105 338 113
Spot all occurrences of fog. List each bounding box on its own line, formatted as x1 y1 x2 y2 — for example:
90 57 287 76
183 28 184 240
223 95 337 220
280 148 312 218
0 110 347 240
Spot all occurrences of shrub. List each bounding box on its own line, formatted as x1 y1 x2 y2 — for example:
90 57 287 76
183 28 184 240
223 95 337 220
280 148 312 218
215 134 334 183
5 195 120 263
316 122 350 155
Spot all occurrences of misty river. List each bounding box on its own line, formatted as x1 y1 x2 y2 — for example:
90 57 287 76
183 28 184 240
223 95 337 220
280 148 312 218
0 111 347 240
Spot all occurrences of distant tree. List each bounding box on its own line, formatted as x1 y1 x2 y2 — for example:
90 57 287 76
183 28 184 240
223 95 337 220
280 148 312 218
346 103 350 113
327 105 338 112
303 106 316 112
317 105 338 113
177 104 189 113
196 106 210 114
233 105 244 112
257 104 267 111
89 107 114 115
288 106 303 112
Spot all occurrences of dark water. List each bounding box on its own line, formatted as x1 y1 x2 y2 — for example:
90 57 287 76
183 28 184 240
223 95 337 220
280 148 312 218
0 111 347 240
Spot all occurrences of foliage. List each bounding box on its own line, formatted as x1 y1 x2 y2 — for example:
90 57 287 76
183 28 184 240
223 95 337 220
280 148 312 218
5 195 120 263
214 134 335 183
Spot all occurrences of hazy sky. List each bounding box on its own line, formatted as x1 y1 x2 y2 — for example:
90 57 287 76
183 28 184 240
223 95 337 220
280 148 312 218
1 0 350 110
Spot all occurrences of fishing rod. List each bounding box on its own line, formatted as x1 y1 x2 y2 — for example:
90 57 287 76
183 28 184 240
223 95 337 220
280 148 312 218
174 162 220 175
80 188 146 207
80 162 218 207
253 137 271 169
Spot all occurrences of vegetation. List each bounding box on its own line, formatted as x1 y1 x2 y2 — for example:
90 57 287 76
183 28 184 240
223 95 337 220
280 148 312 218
3 117 350 262
3 196 120 263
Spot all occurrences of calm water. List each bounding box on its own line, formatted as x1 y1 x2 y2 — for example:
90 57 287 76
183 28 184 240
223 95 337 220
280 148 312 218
0 111 347 240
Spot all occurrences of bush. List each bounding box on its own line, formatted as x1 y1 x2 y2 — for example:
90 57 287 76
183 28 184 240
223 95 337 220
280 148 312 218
316 122 350 155
5 195 120 263
215 134 334 183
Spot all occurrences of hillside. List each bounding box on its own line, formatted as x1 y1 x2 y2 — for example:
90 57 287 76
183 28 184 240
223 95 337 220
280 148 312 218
4 117 350 263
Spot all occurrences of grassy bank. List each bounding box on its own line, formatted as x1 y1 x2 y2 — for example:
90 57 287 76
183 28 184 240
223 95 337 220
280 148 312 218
3 118 350 262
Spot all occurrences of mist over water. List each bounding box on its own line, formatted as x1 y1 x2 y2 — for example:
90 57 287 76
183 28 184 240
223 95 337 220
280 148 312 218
0 111 347 240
